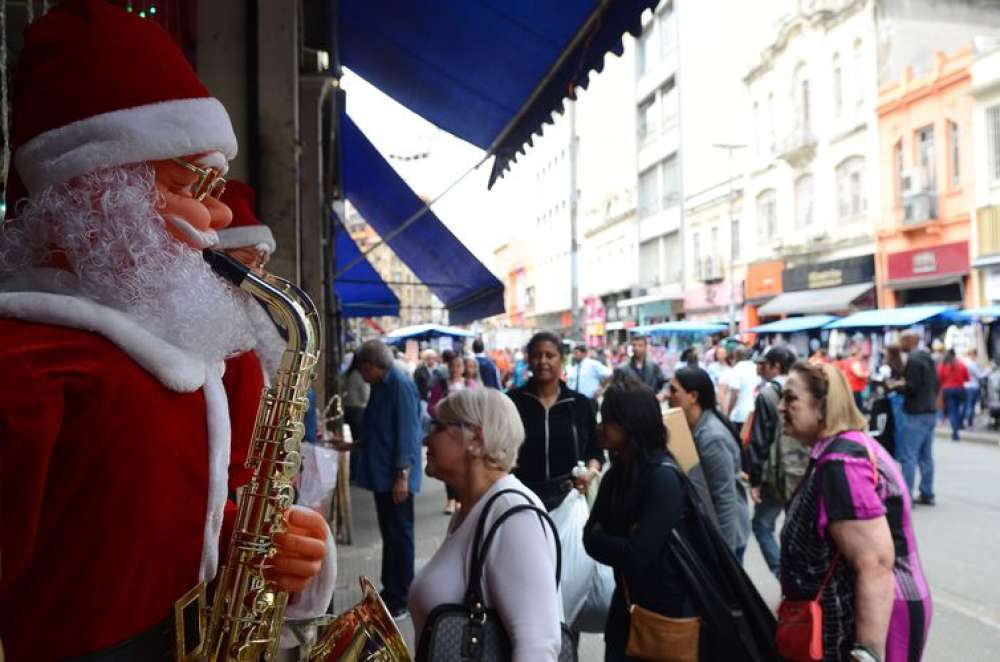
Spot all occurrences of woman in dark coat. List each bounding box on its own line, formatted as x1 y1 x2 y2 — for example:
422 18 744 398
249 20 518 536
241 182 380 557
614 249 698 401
583 380 694 661
508 331 602 510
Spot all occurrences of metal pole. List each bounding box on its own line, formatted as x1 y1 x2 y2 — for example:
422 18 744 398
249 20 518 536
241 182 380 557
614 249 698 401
569 100 580 340
713 143 747 336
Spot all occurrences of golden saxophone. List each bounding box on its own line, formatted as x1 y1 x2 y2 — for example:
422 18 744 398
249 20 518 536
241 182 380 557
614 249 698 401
201 250 409 662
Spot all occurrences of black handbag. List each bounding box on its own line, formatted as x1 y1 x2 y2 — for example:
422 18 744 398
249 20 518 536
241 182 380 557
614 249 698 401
415 488 578 662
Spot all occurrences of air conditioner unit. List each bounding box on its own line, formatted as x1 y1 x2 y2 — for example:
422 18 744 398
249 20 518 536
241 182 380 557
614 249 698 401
903 193 934 224
699 256 724 282
900 168 924 197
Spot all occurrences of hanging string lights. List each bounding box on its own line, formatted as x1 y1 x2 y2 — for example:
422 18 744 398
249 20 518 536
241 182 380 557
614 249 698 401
125 2 157 19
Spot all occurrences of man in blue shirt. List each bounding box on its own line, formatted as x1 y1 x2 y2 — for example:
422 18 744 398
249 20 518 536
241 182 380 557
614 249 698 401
568 344 612 406
472 337 502 389
352 339 422 617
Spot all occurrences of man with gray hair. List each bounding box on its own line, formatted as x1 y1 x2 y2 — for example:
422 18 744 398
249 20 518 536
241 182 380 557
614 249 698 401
353 339 423 616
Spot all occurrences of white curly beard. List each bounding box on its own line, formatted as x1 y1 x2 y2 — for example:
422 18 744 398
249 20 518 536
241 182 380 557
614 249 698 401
0 163 259 365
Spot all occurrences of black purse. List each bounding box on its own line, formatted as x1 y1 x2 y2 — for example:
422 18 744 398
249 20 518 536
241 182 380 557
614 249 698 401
415 488 578 662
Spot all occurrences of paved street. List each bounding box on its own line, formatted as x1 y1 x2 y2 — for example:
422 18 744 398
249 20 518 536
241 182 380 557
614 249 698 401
332 435 1000 660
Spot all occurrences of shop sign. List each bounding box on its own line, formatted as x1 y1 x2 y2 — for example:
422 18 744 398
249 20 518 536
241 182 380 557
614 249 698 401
746 260 784 300
886 241 968 281
783 255 875 292
683 281 743 311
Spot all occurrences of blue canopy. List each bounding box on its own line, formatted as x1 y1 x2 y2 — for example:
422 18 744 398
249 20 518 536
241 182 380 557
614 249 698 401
750 315 837 334
385 323 476 344
333 219 400 318
825 306 955 329
632 321 729 336
340 0 658 187
967 306 1000 319
340 114 505 325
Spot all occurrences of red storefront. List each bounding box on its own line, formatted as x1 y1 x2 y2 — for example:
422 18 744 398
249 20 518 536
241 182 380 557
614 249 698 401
883 241 971 308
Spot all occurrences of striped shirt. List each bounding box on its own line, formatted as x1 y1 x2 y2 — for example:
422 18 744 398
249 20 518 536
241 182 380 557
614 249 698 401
780 431 932 661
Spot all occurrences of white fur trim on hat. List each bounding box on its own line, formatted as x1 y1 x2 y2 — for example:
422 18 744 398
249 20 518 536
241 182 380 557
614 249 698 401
15 97 238 195
216 225 276 254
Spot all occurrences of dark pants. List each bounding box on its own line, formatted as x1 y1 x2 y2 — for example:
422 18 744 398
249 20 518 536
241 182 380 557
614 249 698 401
373 491 415 611
964 386 980 428
943 387 964 440
751 485 783 577
854 391 866 414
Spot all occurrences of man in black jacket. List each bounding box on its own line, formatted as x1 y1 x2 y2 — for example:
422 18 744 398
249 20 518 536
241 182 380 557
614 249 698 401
898 330 939 505
614 335 667 399
747 346 807 577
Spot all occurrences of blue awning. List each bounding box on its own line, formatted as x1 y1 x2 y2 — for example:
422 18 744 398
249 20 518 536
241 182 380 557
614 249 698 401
826 306 954 329
632 321 729 336
333 219 400 318
340 0 658 187
750 315 837 334
968 306 1000 319
385 323 476 344
340 114 505 324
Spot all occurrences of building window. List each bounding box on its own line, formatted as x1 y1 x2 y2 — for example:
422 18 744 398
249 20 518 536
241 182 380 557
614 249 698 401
836 156 866 219
658 5 676 57
949 120 960 188
752 101 760 156
795 174 814 228
638 25 656 74
792 62 810 134
663 231 682 283
639 166 660 218
662 155 680 208
894 139 904 202
637 95 656 142
853 39 864 110
692 231 701 279
756 189 777 240
832 53 842 117
661 78 678 129
731 218 741 262
989 104 1000 182
639 238 661 286
916 124 935 192
767 92 775 153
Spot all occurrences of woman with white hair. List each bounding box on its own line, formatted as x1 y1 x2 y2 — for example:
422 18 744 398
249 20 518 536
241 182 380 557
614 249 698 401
409 388 563 661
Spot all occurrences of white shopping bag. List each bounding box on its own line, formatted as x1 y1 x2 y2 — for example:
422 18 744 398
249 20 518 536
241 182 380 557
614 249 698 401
298 443 340 511
548 490 612 630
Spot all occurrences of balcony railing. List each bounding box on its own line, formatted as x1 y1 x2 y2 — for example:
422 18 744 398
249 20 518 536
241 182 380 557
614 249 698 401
776 126 817 166
978 205 1000 257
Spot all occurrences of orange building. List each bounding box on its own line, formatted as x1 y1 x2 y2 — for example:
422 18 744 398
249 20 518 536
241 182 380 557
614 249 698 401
874 47 977 309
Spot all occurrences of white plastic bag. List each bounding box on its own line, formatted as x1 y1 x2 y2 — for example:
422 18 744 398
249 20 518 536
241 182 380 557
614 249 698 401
298 443 339 511
548 490 612 631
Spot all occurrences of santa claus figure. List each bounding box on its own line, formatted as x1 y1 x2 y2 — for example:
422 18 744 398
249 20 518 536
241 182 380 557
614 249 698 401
0 2 333 659
216 179 286 382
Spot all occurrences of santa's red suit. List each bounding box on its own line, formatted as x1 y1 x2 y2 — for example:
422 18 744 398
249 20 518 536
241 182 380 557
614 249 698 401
0 299 262 660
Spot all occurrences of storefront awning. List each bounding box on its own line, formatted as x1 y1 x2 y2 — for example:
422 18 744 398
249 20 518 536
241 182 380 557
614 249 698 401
885 274 965 290
968 305 1000 318
332 219 400 318
340 0 658 187
826 305 955 329
385 324 476 344
749 315 838 334
757 283 873 316
617 286 685 309
340 115 505 324
632 321 728 335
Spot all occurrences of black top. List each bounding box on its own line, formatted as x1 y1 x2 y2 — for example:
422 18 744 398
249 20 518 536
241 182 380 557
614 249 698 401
583 451 692 617
508 379 601 484
902 349 938 414
413 364 434 402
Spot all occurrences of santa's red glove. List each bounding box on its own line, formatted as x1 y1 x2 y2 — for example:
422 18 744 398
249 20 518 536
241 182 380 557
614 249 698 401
269 505 328 593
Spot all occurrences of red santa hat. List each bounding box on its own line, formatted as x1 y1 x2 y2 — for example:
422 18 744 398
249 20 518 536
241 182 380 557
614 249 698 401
216 180 276 255
8 0 237 202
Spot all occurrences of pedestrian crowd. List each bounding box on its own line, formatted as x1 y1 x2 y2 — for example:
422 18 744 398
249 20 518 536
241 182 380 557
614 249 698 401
340 327 944 661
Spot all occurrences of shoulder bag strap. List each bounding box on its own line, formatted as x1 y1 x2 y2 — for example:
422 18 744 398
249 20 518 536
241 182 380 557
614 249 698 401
466 489 543 604
469 504 562 597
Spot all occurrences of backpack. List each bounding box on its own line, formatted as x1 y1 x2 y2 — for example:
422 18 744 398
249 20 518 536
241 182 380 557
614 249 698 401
760 381 809 504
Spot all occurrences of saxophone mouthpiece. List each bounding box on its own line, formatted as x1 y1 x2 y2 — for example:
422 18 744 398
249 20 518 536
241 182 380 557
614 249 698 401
203 248 249 288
